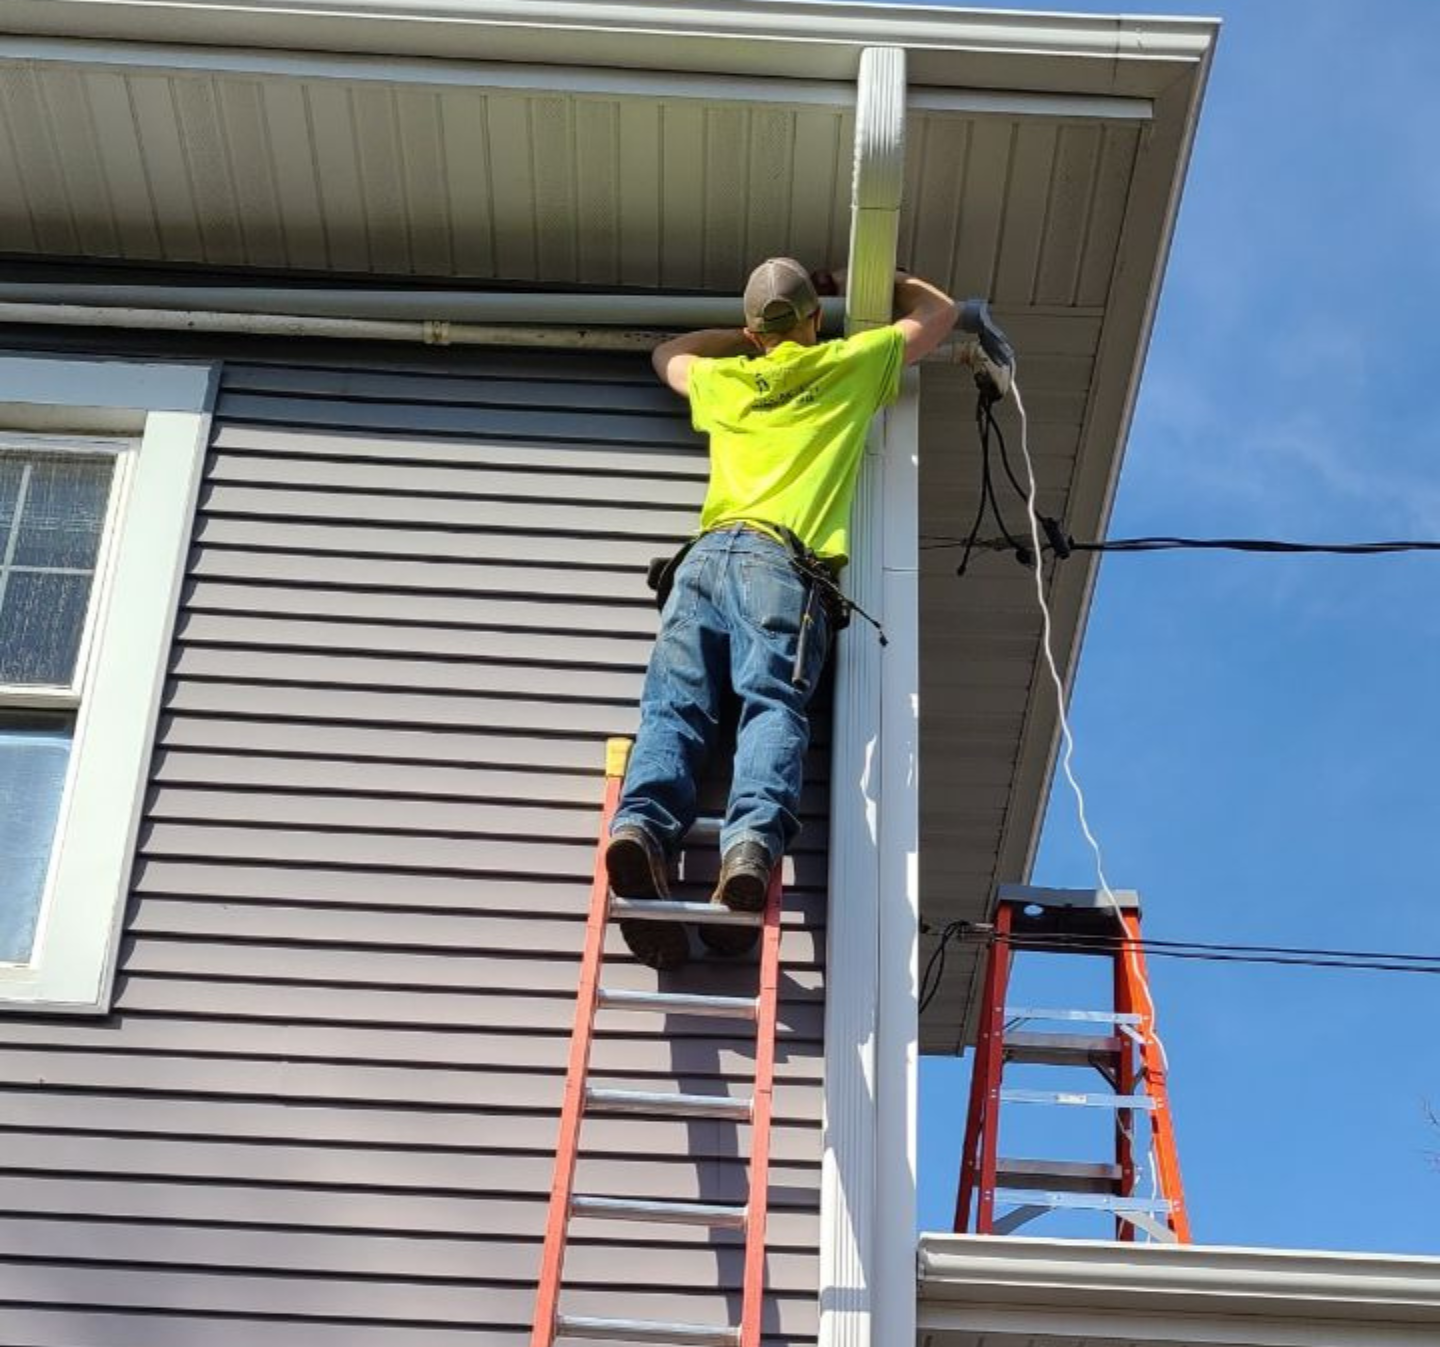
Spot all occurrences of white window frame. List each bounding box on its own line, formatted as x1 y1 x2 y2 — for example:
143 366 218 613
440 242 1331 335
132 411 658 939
0 354 216 1013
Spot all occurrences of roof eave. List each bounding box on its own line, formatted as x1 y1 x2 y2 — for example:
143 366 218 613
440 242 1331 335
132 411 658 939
918 1234 1440 1347
0 0 1219 93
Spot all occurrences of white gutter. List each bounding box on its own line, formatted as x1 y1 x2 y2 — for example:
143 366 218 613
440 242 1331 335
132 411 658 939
0 1 1218 92
918 1235 1440 1346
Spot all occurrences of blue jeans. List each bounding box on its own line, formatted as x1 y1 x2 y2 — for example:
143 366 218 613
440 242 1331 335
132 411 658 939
613 525 831 862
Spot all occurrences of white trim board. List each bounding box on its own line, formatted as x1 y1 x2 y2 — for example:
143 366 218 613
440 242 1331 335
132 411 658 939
0 36 1154 122
0 357 216 1013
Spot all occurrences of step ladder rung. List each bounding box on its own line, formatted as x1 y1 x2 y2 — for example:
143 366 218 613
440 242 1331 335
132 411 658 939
995 1158 1123 1194
994 1189 1175 1215
597 987 757 1020
555 1313 739 1346
1000 1087 1155 1111
585 1086 752 1121
1004 1006 1144 1026
610 896 763 927
1002 1030 1122 1066
570 1195 747 1229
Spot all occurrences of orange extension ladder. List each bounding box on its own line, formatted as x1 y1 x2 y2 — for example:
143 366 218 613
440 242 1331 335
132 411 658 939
955 884 1191 1243
531 737 783 1347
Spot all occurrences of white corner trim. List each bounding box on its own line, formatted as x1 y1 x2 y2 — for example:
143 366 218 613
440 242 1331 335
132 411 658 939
874 368 920 1347
822 42 906 1347
0 363 216 1012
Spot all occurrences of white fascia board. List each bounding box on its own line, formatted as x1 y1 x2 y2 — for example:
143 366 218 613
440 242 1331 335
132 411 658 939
0 35 1154 122
918 1235 1440 1345
0 35 860 106
0 1 1218 94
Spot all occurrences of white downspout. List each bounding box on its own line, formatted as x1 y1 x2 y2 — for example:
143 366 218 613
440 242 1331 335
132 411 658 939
821 42 911 1347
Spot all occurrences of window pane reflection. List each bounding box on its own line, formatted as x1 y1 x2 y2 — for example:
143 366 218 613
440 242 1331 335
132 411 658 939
0 716 73 964
0 453 114 689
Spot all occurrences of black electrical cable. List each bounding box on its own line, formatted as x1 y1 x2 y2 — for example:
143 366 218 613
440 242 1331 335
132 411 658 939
954 396 1032 575
919 920 969 1014
922 533 1440 558
918 923 1440 1013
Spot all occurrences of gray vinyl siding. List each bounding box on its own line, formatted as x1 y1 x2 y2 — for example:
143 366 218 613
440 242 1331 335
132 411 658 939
0 348 828 1345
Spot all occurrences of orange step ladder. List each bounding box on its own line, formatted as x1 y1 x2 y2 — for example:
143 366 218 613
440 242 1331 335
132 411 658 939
531 737 783 1347
955 884 1191 1243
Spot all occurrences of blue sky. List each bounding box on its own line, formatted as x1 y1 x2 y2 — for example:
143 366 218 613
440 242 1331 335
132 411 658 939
916 1 1440 1252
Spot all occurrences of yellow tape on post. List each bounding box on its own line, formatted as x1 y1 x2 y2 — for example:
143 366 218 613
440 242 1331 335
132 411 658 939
605 737 633 779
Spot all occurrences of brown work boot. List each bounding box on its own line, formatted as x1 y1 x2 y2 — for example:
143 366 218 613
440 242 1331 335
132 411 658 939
606 825 688 972
713 840 773 913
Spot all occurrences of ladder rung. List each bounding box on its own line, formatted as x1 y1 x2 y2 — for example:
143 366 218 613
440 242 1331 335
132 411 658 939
585 1086 752 1121
994 1189 1174 1215
610 897 763 927
1001 1087 1156 1111
1005 1006 1144 1026
598 987 757 1020
556 1314 739 1346
570 1195 747 1229
1003 1030 1123 1066
995 1158 1123 1194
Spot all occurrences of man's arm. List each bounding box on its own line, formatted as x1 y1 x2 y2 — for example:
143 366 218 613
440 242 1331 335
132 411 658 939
823 268 958 365
891 272 959 366
651 328 751 397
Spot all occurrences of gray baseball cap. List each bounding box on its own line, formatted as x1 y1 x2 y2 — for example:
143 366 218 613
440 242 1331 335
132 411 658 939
743 257 820 333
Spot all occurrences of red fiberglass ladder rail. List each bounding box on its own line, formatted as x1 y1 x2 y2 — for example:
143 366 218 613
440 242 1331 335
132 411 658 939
531 737 783 1347
955 884 1191 1244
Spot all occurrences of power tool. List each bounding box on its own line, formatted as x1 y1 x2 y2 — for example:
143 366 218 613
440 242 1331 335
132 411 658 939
955 298 1015 403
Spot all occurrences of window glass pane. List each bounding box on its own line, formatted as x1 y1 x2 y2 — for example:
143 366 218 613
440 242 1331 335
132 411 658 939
0 572 93 685
13 456 114 569
0 451 115 688
0 460 21 545
0 716 73 964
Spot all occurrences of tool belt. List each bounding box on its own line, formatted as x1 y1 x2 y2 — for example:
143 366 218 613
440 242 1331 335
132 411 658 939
644 523 884 690
646 524 848 625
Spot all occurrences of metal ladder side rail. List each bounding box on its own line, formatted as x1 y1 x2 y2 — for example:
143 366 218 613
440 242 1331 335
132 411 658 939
532 736 785 1347
953 900 1012 1234
530 737 630 1347
1117 908 1191 1243
739 860 783 1347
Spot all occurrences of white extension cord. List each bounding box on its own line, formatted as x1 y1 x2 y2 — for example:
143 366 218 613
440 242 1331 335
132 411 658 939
1009 374 1168 1221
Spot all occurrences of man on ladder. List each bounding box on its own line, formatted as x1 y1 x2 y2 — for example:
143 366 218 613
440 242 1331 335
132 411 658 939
606 257 959 970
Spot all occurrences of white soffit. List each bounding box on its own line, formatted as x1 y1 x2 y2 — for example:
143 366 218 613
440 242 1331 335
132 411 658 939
917 1234 1440 1347
0 38 1152 284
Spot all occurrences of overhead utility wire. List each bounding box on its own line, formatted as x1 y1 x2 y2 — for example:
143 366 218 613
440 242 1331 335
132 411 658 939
919 921 1440 1013
923 534 1440 557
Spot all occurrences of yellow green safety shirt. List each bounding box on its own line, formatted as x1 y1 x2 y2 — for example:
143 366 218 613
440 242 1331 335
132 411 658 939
688 326 905 564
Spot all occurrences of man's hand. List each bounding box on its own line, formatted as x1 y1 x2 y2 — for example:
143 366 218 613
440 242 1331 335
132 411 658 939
651 328 752 397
